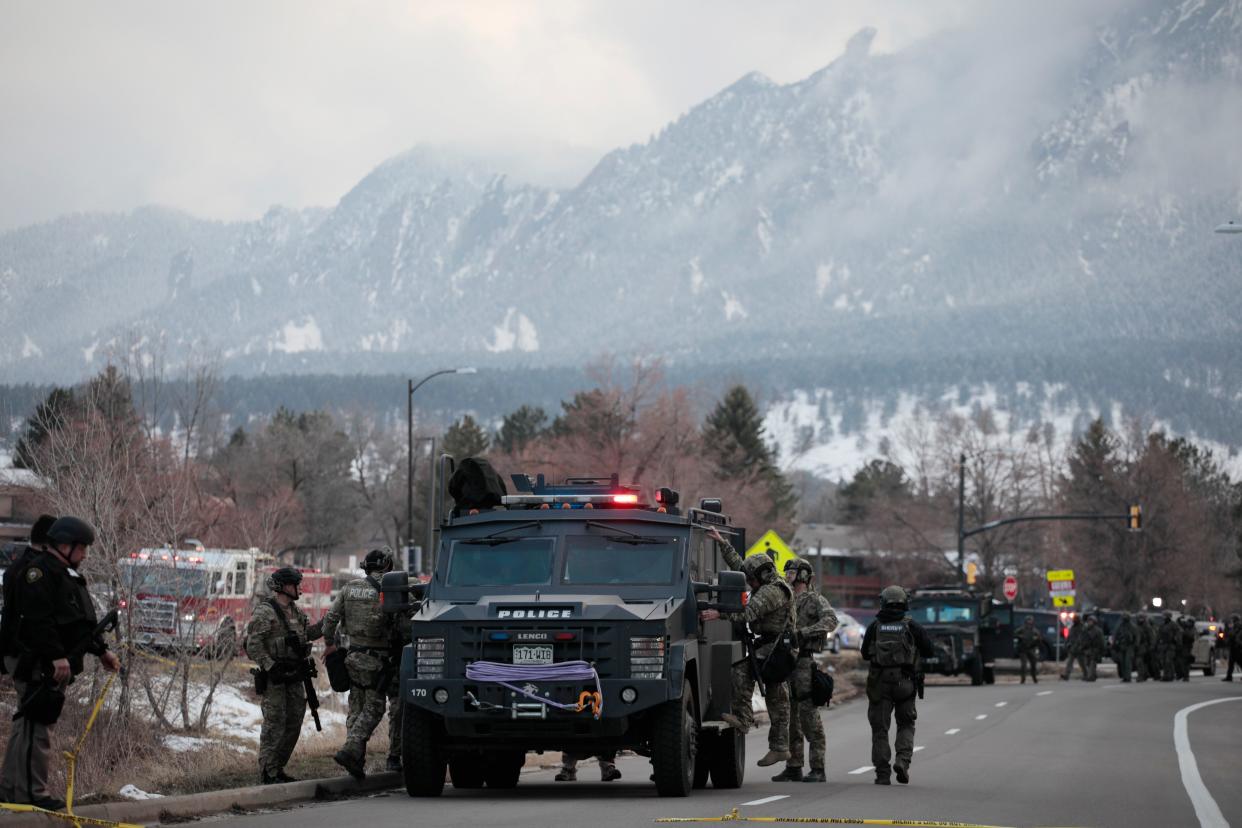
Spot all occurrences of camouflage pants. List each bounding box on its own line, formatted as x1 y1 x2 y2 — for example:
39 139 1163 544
1135 649 1150 681
259 680 307 776
1115 647 1134 681
731 660 789 753
342 651 387 759
1017 650 1039 682
1062 652 1090 680
866 668 916 779
1158 647 1177 681
786 657 825 769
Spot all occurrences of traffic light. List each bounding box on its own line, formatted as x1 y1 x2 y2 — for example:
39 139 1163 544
966 562 977 585
1129 504 1142 531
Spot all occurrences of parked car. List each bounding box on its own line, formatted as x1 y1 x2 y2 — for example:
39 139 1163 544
834 611 867 650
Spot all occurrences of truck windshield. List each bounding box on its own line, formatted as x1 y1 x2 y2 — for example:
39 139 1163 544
562 535 680 585
911 602 976 623
446 538 555 586
124 565 213 597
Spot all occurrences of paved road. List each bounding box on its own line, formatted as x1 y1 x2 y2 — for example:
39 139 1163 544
210 674 1241 828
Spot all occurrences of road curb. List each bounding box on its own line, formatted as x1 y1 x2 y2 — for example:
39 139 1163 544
6 772 401 826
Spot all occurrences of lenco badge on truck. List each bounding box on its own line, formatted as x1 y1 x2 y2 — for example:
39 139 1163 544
497 607 573 619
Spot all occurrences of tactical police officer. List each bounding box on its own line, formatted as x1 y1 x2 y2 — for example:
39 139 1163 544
245 566 324 784
1223 613 1241 682
321 548 405 779
1112 612 1136 682
771 558 837 784
698 527 794 768
1134 613 1154 682
0 517 120 810
1176 616 1195 681
1060 618 1089 681
1013 616 1041 684
554 751 621 782
861 586 933 786
1156 612 1179 681
1081 615 1105 681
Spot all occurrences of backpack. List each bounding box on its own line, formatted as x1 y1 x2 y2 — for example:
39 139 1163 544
448 457 508 513
873 619 916 668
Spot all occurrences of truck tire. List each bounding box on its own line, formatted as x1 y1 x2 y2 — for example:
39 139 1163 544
402 705 446 797
708 725 745 789
483 750 524 789
1204 650 1216 677
449 756 485 789
969 657 984 686
651 681 697 797
983 666 995 685
692 731 712 790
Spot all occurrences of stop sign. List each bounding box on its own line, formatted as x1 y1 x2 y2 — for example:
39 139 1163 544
1003 576 1018 601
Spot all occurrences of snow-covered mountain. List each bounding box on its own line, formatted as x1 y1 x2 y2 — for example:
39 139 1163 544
2 0 1240 444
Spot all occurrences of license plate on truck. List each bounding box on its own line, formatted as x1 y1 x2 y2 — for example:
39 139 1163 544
513 645 553 665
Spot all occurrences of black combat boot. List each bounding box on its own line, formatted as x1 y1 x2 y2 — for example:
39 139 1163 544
386 755 403 772
31 796 66 811
894 765 909 784
275 771 298 783
334 749 367 781
771 766 803 782
802 768 826 783
874 776 891 785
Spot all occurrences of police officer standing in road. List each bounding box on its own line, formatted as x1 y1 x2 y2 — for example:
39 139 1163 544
1013 616 1041 684
321 548 406 779
772 558 838 784
1156 612 1179 681
698 527 794 768
0 517 120 810
861 586 934 786
1134 613 1154 682
1223 613 1241 682
245 567 324 784
1060 618 1088 681
1081 615 1105 681
1175 616 1195 682
1112 612 1136 682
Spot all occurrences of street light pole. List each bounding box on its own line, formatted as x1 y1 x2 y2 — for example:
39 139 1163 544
406 368 477 570
957 452 966 585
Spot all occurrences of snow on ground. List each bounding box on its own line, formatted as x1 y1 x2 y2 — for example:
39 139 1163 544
765 386 1242 482
164 734 246 753
118 784 164 800
205 680 345 743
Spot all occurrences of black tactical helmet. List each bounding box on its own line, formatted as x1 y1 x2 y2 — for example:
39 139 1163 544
46 516 96 548
740 555 776 581
363 547 394 573
880 585 908 606
785 558 814 585
266 566 303 592
30 514 57 546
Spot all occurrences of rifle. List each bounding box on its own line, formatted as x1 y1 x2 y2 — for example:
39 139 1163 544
302 663 322 731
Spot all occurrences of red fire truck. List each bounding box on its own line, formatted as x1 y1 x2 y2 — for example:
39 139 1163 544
119 544 333 652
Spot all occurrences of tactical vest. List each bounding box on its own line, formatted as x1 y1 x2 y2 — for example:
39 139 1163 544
873 619 916 668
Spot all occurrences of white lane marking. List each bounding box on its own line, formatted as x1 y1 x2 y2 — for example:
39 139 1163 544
848 766 874 775
975 714 988 720
1174 696 1242 828
1036 690 1053 696
913 746 925 752
995 701 1008 707
944 728 961 735
741 795 789 807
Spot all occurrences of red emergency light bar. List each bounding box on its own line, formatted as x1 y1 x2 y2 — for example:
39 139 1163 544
612 494 639 504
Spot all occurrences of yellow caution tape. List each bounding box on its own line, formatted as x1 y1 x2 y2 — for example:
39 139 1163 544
0 802 144 828
655 809 1082 828
64 673 116 816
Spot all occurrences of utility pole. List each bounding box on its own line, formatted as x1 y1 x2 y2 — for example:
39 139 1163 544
957 452 966 584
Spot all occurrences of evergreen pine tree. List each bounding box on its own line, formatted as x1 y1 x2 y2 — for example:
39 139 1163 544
496 405 548 454
13 386 76 469
443 414 490 459
702 386 797 528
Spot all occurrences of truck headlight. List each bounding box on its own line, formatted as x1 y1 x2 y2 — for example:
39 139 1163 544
630 636 666 679
416 637 446 679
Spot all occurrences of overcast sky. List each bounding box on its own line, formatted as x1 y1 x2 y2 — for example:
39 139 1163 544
0 1 984 231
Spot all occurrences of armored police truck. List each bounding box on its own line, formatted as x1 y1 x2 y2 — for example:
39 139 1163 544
909 587 1015 685
381 464 751 798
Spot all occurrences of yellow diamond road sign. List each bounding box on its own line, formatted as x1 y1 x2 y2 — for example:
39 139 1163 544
1053 595 1076 607
745 530 797 573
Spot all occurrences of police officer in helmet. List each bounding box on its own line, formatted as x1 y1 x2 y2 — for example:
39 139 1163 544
244 565 323 784
322 547 407 778
0 516 120 810
860 585 933 786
